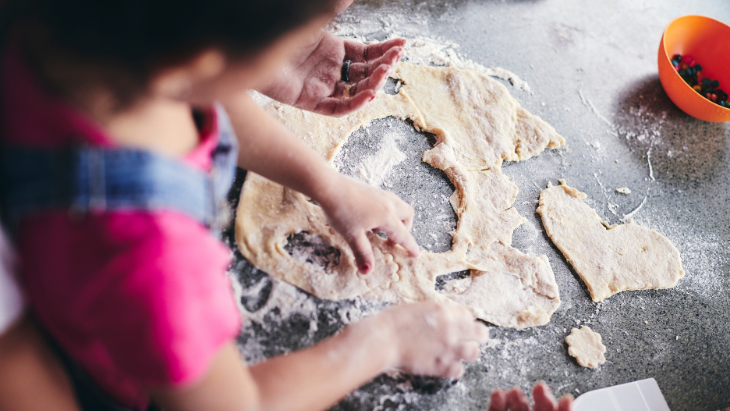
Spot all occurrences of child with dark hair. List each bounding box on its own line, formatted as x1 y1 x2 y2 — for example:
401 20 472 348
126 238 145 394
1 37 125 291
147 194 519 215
0 0 573 410
0 1 488 410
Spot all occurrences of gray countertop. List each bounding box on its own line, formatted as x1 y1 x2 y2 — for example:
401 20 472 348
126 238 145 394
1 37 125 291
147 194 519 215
226 1 730 410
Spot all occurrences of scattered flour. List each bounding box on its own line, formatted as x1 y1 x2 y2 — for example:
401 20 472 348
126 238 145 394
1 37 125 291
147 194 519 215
230 274 319 363
646 149 655 181
640 217 729 300
617 105 665 148
337 297 381 325
358 131 407 186
591 171 619 216
392 35 532 93
332 22 534 94
578 89 613 129
621 195 648 222
245 278 318 330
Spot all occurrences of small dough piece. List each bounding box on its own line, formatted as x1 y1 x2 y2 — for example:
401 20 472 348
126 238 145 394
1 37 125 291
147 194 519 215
537 180 684 302
566 326 606 368
615 187 631 194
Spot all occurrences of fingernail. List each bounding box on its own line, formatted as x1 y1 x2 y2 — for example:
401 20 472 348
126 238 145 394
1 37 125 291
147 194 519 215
359 263 371 273
369 95 375 102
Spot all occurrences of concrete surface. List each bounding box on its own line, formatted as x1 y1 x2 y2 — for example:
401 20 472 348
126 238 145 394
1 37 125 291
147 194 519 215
226 1 730 410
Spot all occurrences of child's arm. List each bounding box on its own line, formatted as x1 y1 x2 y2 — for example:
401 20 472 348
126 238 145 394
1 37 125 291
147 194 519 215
149 302 489 411
256 32 406 117
0 317 80 411
223 94 419 273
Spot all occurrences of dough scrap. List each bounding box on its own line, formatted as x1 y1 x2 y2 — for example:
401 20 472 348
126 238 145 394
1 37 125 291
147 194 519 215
236 62 565 329
537 180 684 302
566 326 606 369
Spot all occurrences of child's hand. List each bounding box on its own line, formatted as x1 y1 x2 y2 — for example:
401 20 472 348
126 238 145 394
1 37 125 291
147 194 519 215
317 175 419 273
488 383 574 411
368 302 490 378
258 32 405 117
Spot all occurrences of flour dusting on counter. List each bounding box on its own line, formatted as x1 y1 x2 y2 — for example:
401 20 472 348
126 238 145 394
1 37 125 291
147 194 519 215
357 131 407 186
389 35 533 93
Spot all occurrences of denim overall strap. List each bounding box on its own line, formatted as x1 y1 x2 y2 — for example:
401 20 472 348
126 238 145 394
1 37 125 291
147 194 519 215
1 105 240 233
209 103 240 230
1 146 217 230
212 103 239 201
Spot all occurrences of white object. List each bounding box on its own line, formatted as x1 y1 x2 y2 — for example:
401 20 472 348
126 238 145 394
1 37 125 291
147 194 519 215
0 227 24 335
573 378 670 411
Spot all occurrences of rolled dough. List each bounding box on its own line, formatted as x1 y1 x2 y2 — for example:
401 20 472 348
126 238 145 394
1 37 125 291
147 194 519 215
236 62 565 329
565 326 606 369
537 180 684 302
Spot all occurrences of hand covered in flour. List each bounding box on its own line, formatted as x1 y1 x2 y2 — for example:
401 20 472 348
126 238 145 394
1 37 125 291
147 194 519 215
317 174 419 274
372 302 489 378
488 383 573 411
257 31 405 116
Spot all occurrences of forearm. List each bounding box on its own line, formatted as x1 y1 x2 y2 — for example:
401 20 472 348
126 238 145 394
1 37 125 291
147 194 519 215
222 93 338 203
249 317 393 411
0 317 79 411
149 303 486 411
150 318 393 411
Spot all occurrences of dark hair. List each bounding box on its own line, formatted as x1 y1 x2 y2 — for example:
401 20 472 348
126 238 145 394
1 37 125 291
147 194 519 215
18 0 338 104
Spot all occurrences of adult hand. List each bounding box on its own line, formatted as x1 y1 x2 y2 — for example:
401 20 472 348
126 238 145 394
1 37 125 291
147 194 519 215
317 174 419 273
258 32 406 116
488 382 573 411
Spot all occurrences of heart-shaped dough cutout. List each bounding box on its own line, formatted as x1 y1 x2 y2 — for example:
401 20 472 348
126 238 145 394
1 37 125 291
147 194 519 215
537 180 684 302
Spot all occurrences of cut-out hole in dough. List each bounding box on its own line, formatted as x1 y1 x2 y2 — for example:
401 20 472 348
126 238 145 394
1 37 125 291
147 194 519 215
333 116 457 253
382 77 404 95
435 270 471 291
284 231 341 274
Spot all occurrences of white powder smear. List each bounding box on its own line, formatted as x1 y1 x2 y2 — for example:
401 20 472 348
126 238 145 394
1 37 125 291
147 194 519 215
358 131 407 186
231 275 320 363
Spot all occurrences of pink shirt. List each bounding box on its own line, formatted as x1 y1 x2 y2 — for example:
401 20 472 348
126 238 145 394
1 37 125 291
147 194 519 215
1 46 241 410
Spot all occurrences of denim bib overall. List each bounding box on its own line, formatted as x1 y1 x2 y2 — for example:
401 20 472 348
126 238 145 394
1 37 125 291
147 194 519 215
0 105 240 411
1 104 239 234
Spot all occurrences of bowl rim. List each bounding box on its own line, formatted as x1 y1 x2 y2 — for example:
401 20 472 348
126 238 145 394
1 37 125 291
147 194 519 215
661 15 730 113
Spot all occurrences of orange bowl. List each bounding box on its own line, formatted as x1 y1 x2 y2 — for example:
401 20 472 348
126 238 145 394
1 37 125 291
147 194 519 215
658 15 730 122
